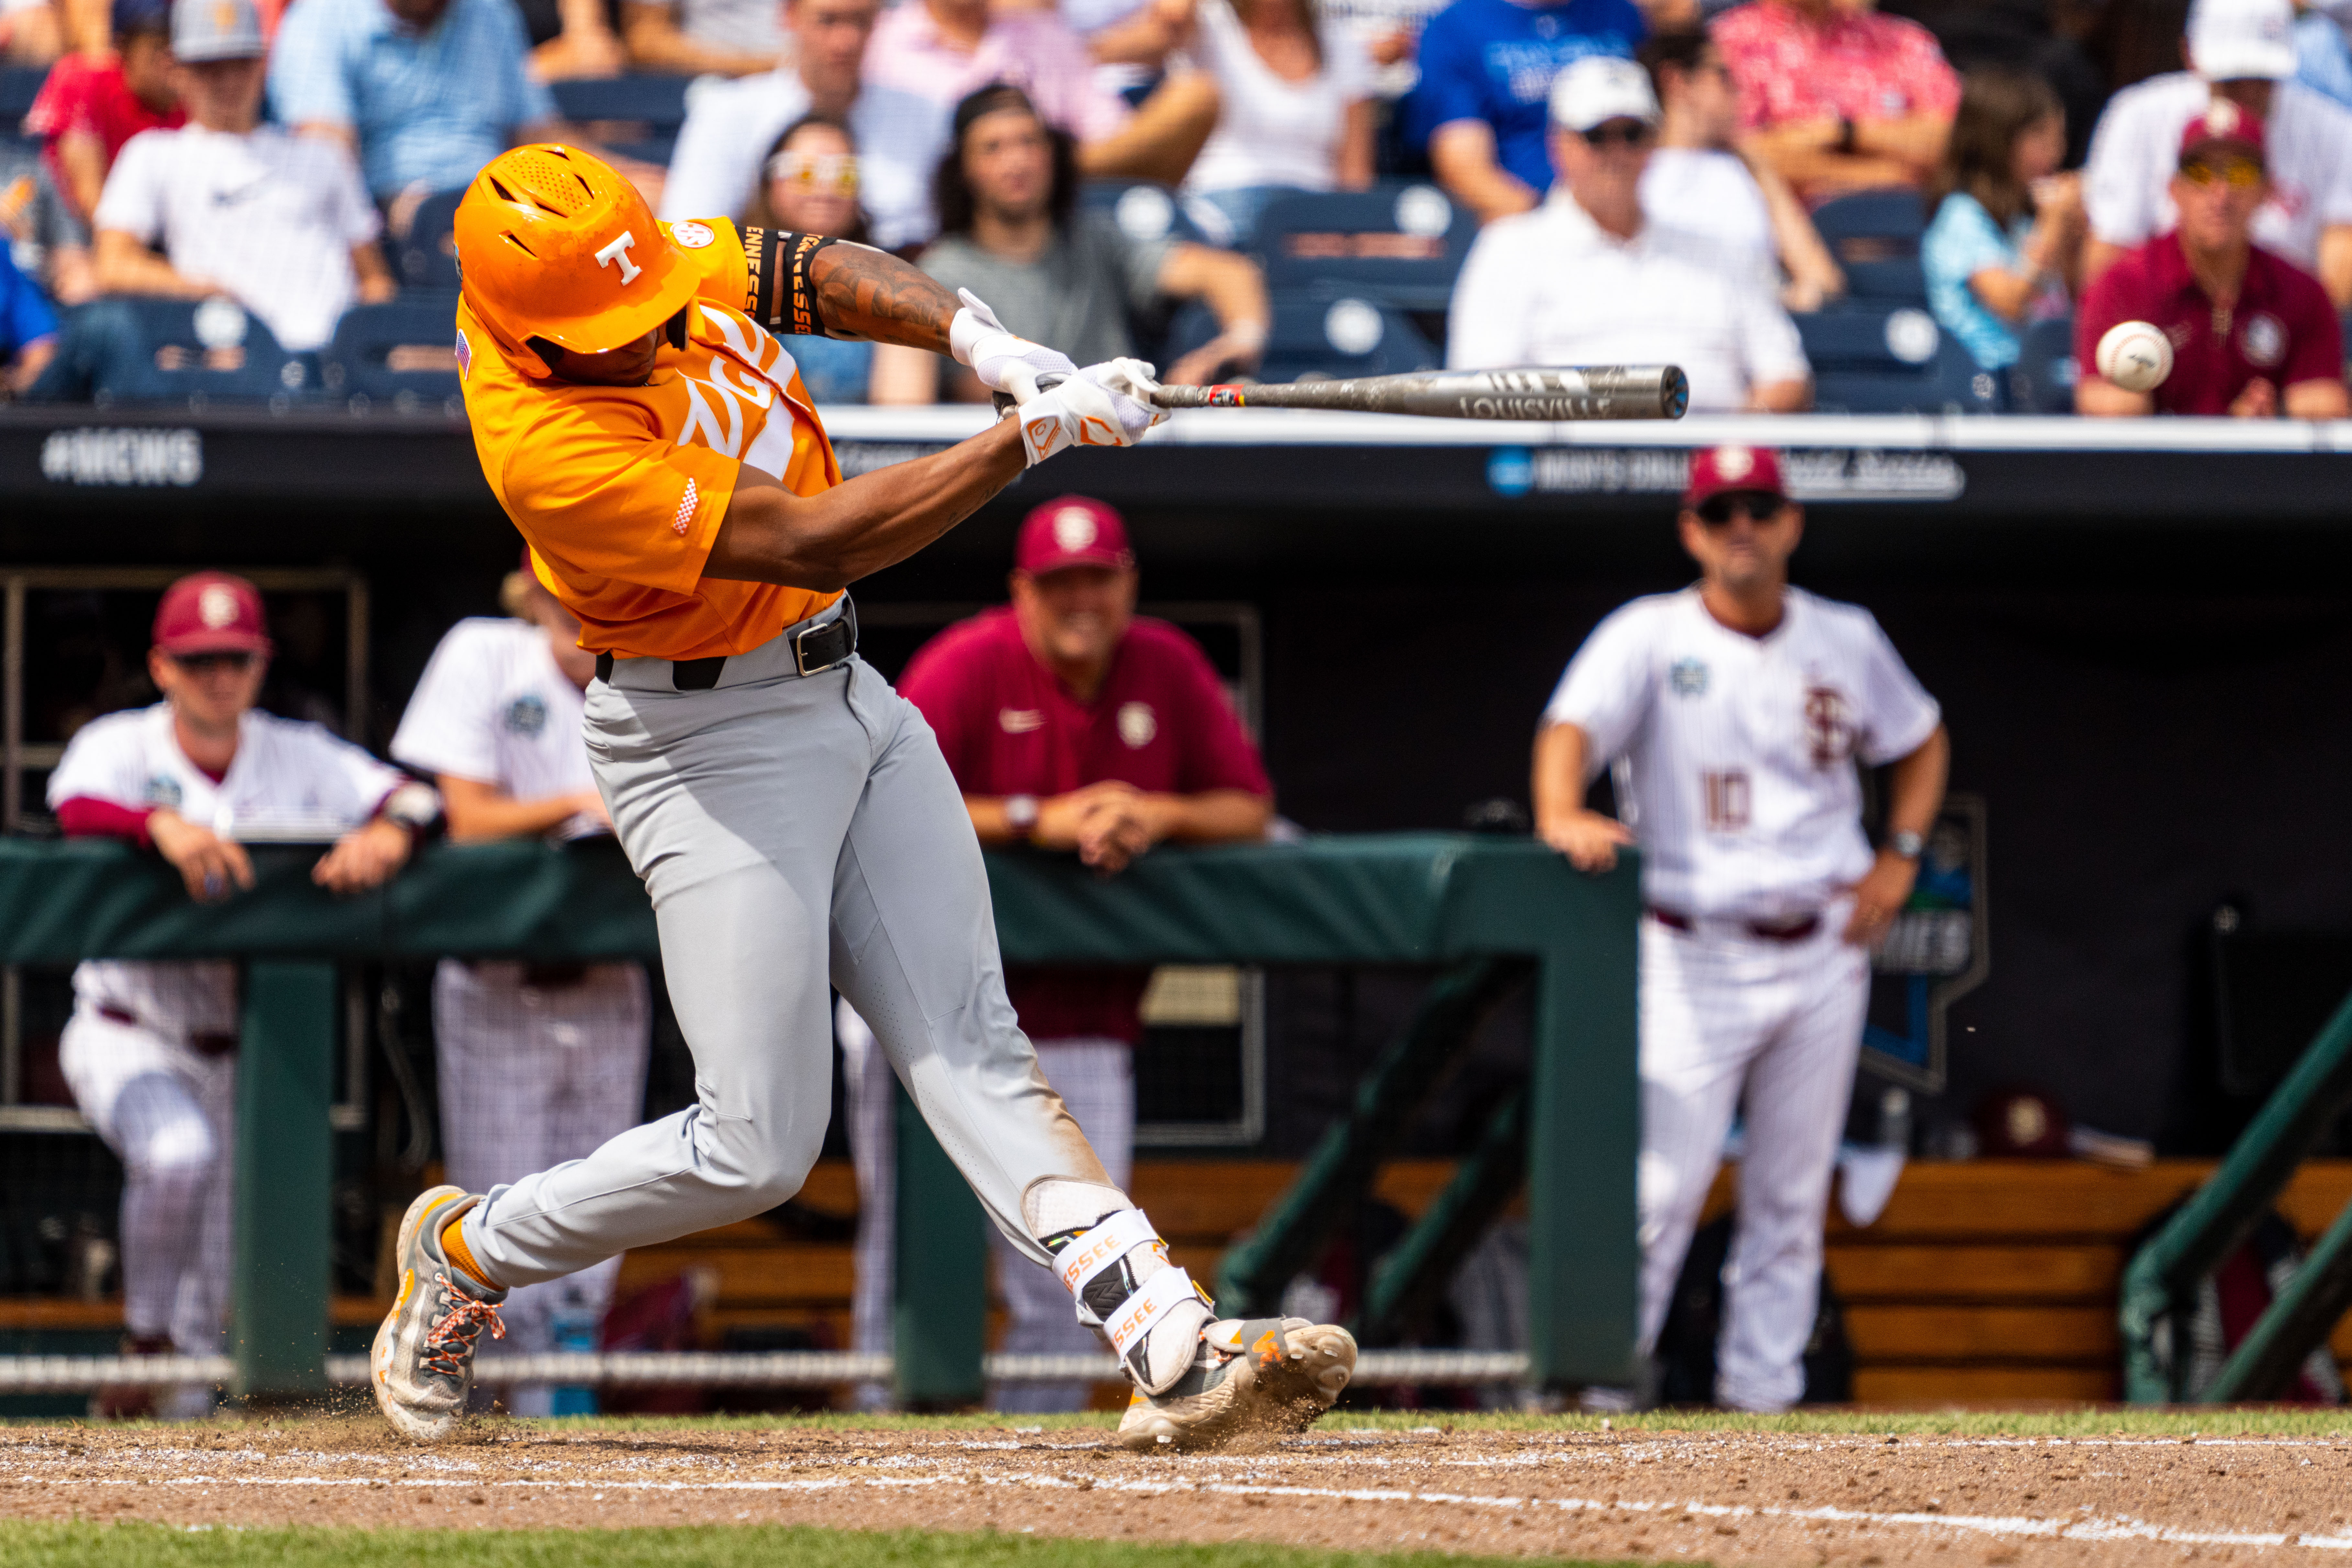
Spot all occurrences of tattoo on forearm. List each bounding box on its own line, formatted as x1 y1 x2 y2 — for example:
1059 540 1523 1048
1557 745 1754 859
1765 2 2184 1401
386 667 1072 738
744 228 954 349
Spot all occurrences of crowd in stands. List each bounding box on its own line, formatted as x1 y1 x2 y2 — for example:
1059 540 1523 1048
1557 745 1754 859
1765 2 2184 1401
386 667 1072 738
6 0 2352 418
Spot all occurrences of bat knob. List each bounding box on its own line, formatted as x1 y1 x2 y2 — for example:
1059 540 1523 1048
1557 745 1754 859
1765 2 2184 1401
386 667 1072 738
1660 367 1689 421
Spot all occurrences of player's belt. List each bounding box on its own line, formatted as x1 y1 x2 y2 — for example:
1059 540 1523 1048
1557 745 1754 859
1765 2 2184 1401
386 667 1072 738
1645 906 1822 944
594 598 858 690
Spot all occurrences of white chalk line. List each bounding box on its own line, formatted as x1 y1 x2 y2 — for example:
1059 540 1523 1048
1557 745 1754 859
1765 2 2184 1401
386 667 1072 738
9 1463 2352 1551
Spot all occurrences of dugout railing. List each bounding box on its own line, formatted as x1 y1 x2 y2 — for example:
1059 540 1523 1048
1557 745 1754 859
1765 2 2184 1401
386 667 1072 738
2120 984 2352 1402
0 833 1639 1404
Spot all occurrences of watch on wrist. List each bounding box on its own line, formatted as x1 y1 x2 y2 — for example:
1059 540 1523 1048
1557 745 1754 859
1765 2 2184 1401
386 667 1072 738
1004 794 1040 838
1889 829 1925 861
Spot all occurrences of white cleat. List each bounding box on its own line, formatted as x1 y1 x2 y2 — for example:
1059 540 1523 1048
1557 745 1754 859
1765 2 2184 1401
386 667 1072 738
370 1185 506 1442
1115 1316 1357 1452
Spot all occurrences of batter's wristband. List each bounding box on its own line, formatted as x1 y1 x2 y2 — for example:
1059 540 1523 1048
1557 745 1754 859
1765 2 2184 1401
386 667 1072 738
742 227 839 338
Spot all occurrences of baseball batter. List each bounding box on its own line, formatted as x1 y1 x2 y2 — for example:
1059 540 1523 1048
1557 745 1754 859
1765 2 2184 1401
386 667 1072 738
49 572 437 1418
390 567 652 1417
372 143 1355 1447
1532 446 1949 1411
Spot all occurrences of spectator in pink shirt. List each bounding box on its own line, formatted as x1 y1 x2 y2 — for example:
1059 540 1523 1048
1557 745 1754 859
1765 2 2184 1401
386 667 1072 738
862 0 1218 183
1712 0 1960 202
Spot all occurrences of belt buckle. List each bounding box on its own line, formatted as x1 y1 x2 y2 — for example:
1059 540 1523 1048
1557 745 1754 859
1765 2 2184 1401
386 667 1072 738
792 604 854 677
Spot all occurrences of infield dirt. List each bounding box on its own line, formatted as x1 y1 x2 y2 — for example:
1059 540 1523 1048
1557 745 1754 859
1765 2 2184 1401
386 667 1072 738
9 1418 2352 1563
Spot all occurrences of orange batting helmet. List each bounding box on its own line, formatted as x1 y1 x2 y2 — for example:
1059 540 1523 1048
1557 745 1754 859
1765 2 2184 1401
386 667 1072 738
453 144 700 378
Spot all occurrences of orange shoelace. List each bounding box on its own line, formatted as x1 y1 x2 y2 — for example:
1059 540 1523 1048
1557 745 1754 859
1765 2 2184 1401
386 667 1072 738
422 1276 507 1379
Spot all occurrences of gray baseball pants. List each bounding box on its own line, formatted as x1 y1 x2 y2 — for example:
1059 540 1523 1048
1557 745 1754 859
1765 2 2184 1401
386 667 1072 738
460 601 1109 1288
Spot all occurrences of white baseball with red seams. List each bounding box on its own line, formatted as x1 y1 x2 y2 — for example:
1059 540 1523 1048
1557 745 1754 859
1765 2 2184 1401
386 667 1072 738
1544 584 1940 1409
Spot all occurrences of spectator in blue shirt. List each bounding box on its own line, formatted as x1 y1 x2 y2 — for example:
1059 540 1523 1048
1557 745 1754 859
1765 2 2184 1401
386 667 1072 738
1921 68 2082 386
1407 0 1645 224
2298 4 2352 111
268 0 560 206
0 241 59 397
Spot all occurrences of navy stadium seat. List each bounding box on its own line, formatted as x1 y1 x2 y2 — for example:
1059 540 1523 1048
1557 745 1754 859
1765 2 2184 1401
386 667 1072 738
1078 181 1207 247
392 189 465 291
0 66 44 125
1811 186 1930 304
2010 315 2079 414
1253 183 1475 313
86 296 315 405
1166 284 1439 384
319 294 463 409
548 74 694 167
1800 303 1997 414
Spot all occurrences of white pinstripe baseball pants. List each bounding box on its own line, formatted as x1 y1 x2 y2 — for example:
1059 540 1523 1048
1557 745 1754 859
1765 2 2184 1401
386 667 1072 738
434 959 651 1415
1635 903 1868 1412
842 998 1134 1412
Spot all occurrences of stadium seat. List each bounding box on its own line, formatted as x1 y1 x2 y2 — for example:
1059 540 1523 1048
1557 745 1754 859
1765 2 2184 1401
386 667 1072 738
1253 183 1476 314
548 74 694 167
391 189 465 292
66 295 315 405
1078 181 1207 246
1167 284 1439 384
320 294 463 409
2010 315 2079 414
0 66 43 125
1811 187 1929 304
1800 303 1997 415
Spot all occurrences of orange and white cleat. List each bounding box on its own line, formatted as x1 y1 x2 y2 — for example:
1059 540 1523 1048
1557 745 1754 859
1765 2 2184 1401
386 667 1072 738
1114 1316 1357 1452
370 1185 507 1442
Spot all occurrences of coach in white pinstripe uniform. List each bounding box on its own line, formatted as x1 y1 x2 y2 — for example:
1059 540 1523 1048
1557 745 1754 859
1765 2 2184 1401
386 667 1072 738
1532 445 1949 1411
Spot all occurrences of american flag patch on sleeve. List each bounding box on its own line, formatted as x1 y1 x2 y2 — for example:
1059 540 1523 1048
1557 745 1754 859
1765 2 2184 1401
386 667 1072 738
673 477 699 535
454 329 471 379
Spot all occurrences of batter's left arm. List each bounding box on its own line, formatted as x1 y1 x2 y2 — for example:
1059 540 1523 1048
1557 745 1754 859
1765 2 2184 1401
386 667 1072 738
1844 723 1949 945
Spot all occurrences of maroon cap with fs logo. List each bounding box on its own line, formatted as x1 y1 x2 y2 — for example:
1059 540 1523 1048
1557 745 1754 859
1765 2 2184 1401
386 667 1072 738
2179 97 2267 168
1015 496 1136 575
1682 445 1788 509
153 572 273 658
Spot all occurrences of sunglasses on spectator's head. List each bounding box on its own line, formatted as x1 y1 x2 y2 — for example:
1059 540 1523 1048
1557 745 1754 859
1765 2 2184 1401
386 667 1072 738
1578 119 1655 149
1694 491 1785 526
765 150 860 195
169 651 257 674
2179 156 2263 189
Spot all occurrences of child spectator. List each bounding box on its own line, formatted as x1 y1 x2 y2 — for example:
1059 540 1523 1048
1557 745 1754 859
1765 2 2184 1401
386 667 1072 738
870 85 1268 401
753 115 875 402
1407 0 1645 223
1713 0 1960 202
1639 27 1842 310
1448 54 1811 413
0 240 58 396
2076 101 2347 418
1922 68 2083 386
23 0 183 225
1172 0 1378 249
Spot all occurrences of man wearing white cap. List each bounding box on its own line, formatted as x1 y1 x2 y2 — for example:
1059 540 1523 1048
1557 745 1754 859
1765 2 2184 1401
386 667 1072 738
1446 54 1810 415
2080 0 2352 307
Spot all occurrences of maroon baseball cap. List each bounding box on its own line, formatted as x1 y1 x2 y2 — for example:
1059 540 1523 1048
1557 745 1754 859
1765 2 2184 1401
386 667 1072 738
2180 97 2267 167
153 572 272 658
1016 496 1135 575
1682 445 1787 509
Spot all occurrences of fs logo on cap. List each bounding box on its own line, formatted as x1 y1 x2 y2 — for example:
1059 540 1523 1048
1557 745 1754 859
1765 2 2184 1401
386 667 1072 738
1713 446 1754 483
1052 507 1099 553
2206 100 2245 137
198 585 240 629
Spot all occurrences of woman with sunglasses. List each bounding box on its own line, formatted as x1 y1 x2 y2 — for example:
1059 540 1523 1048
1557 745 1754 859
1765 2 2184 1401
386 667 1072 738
2074 101 2347 418
752 114 875 403
1920 69 2083 399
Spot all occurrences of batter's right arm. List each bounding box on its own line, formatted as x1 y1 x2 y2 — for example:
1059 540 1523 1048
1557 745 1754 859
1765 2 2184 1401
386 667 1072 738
1532 720 1635 873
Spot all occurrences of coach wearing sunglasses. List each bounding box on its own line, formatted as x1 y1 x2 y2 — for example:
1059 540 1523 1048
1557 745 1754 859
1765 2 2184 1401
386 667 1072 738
1532 446 1949 1411
1446 54 1811 414
2075 101 2347 418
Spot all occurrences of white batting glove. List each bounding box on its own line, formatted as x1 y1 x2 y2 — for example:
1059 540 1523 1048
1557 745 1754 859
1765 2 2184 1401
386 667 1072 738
949 288 1077 405
1013 359 1168 466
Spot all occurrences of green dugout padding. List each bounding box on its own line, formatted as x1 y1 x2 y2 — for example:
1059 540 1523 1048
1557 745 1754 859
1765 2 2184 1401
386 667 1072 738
0 833 1639 1398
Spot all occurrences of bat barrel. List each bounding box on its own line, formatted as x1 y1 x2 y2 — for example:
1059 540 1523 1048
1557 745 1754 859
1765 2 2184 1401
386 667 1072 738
1154 367 1689 421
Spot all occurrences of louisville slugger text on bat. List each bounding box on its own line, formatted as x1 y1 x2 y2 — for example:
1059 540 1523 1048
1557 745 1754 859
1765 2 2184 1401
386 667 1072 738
1150 367 1690 421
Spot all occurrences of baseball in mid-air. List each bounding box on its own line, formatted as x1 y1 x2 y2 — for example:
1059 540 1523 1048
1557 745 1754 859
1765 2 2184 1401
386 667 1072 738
2096 320 2174 394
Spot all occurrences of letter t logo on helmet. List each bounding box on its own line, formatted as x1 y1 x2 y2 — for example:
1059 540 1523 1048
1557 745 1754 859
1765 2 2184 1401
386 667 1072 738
453 145 699 377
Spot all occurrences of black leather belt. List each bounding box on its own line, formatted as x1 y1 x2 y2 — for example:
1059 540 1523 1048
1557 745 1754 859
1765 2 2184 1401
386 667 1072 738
1646 906 1822 944
594 599 857 690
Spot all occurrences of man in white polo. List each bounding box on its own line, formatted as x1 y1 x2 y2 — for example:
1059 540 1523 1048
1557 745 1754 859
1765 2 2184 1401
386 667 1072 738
2081 0 2352 306
1445 54 1811 415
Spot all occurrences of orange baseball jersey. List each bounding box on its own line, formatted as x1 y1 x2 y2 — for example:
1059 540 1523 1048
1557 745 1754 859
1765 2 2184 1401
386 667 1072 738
456 217 843 661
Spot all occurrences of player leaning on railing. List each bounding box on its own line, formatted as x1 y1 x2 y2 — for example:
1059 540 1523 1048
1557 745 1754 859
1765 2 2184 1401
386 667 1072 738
372 143 1356 1449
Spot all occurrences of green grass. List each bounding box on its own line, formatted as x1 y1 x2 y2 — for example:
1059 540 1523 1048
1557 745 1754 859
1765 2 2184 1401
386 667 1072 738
0 1523 1630 1568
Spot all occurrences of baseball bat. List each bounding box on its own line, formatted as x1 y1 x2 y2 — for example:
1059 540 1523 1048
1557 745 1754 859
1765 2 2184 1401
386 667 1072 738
1148 366 1689 422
